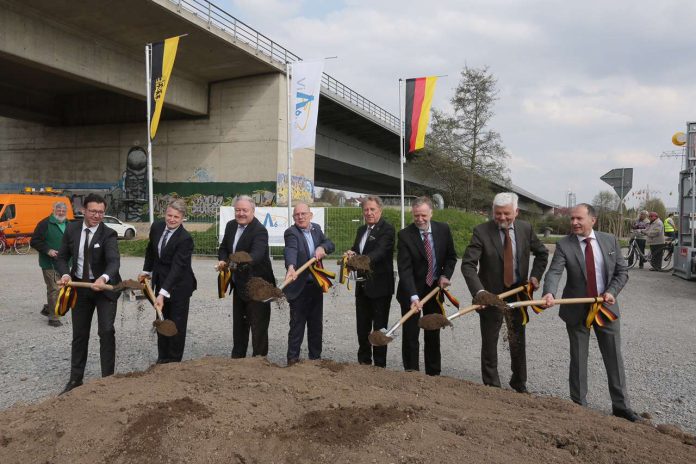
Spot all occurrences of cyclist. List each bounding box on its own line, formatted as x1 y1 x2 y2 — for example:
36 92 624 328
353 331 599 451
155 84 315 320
629 210 649 269
645 212 665 271
664 212 677 240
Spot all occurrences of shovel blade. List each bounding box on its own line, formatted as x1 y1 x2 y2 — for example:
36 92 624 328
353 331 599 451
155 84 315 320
418 314 453 330
368 329 393 347
153 319 178 337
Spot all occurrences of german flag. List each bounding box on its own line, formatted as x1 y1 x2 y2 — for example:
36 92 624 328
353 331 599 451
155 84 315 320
149 36 180 140
404 77 438 154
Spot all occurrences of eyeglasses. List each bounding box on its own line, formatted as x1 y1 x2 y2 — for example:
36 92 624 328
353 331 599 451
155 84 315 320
86 209 105 216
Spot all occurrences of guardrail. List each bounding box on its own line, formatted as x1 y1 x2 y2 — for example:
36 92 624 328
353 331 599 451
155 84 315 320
168 0 400 129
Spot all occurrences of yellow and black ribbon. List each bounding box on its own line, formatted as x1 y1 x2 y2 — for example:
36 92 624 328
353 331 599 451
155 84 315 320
54 286 77 317
338 255 351 291
585 298 618 329
435 288 459 316
309 260 336 293
217 268 233 299
513 283 546 326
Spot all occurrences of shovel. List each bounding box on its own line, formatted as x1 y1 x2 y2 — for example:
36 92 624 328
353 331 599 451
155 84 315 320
419 285 528 330
506 297 604 309
140 278 178 337
260 257 318 303
368 286 442 347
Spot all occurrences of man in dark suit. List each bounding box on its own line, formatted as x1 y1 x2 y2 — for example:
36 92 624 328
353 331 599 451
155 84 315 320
56 193 121 394
346 195 395 367
461 192 548 393
140 198 197 363
397 196 457 376
218 195 276 358
542 203 641 422
284 202 335 365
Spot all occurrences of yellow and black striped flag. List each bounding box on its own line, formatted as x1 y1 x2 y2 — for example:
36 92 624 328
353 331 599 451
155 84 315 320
149 36 180 140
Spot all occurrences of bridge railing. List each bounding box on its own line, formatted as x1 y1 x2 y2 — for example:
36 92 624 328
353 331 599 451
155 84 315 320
168 0 400 130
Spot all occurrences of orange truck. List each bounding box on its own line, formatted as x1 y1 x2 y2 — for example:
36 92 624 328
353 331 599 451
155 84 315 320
0 194 75 239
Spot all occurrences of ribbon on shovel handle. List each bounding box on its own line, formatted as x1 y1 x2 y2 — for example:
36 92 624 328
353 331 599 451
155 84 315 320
338 255 351 291
309 260 336 293
585 298 618 328
513 282 547 326
217 268 233 299
435 288 459 316
55 286 77 317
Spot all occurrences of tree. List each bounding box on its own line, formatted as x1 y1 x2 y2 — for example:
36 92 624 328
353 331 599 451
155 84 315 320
640 198 666 219
413 66 509 211
591 190 622 235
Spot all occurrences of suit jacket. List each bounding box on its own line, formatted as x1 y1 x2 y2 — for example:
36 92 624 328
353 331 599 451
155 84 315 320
461 219 549 295
350 218 395 298
283 222 335 301
396 221 457 306
144 221 197 298
542 231 628 326
218 217 275 301
56 221 122 301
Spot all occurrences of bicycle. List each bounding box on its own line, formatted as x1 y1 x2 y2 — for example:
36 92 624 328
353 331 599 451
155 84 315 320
621 236 673 271
0 227 32 255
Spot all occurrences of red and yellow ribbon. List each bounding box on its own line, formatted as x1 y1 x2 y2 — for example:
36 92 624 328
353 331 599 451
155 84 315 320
585 298 618 328
54 286 77 317
309 260 336 293
435 288 460 316
217 268 233 299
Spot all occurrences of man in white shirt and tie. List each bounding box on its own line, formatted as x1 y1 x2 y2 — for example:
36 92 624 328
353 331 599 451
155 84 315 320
56 193 121 394
542 203 641 422
217 196 276 358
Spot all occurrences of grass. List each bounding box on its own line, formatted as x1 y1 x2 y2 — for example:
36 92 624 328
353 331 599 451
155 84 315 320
118 208 487 258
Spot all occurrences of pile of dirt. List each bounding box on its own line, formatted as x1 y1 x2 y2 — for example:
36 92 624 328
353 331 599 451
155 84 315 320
227 251 253 266
0 357 693 464
472 290 507 309
346 255 371 273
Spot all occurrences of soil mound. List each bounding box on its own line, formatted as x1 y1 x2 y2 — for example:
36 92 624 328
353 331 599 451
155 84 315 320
0 357 693 464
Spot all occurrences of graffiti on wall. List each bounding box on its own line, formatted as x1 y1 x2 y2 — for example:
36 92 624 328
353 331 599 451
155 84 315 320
154 193 229 218
276 173 313 205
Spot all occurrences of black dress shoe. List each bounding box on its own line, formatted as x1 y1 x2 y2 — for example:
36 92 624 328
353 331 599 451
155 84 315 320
612 408 643 422
48 319 63 327
40 305 49 317
512 386 529 394
59 379 83 396
287 358 300 367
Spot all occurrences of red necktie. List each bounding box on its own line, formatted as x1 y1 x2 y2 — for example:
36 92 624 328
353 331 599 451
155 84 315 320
503 228 514 288
584 237 598 297
423 231 434 286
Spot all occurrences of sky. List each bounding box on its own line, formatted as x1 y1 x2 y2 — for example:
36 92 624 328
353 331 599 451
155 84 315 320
218 0 694 208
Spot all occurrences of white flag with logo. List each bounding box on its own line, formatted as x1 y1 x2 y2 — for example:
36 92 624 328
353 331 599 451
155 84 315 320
291 61 324 150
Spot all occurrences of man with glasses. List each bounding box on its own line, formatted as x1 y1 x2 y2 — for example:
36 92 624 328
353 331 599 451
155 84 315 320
31 201 70 327
56 193 121 394
284 203 335 365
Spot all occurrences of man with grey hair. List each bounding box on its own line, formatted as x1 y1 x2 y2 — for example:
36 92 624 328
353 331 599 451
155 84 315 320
462 192 548 393
218 195 276 358
140 198 197 363
31 201 70 326
396 196 457 375
629 210 649 268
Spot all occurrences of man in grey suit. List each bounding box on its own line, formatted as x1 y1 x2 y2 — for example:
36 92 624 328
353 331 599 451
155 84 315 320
462 192 548 393
542 203 641 422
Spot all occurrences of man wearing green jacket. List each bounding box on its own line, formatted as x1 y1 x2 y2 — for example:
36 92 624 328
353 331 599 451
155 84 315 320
31 202 69 327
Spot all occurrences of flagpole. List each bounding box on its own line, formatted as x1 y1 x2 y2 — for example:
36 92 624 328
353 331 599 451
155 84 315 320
399 78 405 229
145 43 154 225
286 61 293 225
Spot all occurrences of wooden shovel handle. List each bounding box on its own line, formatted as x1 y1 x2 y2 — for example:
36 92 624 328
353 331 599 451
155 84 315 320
450 285 528 320
278 257 318 290
64 281 114 291
513 297 604 307
395 286 441 326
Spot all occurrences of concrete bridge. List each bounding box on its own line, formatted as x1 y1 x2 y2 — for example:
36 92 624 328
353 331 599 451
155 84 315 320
0 0 554 216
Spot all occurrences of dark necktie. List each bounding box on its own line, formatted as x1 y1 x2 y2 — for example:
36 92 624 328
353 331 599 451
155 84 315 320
503 227 514 288
423 231 435 286
584 237 598 297
82 229 91 280
160 229 171 256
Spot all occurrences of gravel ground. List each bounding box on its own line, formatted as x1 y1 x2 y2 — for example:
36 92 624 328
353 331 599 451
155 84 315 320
1 253 694 434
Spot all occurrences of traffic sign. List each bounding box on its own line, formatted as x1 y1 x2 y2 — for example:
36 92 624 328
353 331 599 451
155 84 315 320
600 168 633 199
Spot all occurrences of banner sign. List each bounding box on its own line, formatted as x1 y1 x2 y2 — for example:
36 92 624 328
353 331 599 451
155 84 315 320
291 61 324 150
219 207 325 246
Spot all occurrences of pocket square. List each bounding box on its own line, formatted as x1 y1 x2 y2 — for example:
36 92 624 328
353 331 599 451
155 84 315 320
94 243 101 248
368 235 376 241
608 251 615 255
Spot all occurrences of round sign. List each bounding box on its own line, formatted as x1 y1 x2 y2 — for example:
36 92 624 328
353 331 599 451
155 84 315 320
672 131 686 146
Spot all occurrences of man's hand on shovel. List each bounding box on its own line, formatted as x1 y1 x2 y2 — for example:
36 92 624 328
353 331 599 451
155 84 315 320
285 265 298 283
91 277 108 292
541 293 555 308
